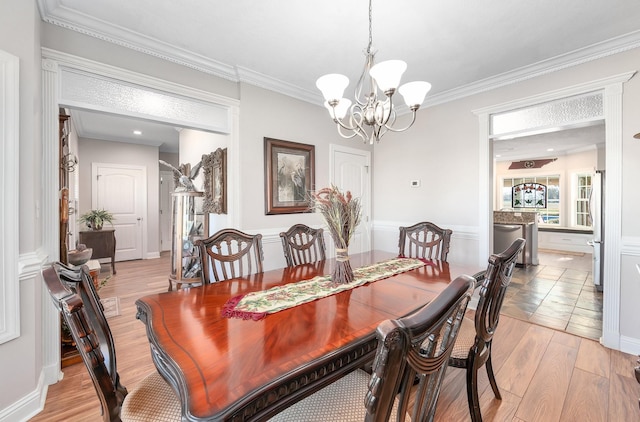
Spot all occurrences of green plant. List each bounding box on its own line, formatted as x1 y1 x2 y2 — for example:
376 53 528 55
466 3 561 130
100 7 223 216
79 209 115 230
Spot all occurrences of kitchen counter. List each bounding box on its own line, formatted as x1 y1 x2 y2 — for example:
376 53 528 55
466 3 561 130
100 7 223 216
493 210 538 224
493 211 539 266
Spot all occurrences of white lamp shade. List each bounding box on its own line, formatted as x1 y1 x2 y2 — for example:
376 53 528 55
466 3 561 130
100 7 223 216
316 74 349 102
398 81 432 107
369 60 407 92
324 98 351 119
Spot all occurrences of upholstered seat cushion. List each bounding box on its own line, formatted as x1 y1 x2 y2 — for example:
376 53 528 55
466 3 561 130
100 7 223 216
450 316 476 360
121 372 182 422
268 369 406 422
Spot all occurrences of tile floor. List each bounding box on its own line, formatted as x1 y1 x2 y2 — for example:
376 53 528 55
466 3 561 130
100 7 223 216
500 248 603 340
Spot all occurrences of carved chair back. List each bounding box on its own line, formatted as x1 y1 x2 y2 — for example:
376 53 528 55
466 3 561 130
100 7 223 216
447 237 525 422
473 237 524 359
365 275 474 422
398 221 453 261
197 228 264 283
43 264 126 422
279 224 326 267
56 263 126 399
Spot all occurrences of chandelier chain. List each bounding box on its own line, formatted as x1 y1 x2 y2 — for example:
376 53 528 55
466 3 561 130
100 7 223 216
367 0 373 54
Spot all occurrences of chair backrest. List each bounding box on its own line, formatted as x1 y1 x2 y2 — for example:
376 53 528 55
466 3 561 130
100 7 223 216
473 237 525 354
197 228 264 283
398 221 453 261
364 275 474 422
43 264 126 422
279 224 326 267
55 263 122 388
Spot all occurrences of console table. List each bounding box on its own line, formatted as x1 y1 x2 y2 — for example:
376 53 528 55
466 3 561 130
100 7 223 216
79 230 117 274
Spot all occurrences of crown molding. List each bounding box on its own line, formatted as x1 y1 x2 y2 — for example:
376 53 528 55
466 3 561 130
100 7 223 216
427 30 640 108
38 0 640 108
235 66 320 104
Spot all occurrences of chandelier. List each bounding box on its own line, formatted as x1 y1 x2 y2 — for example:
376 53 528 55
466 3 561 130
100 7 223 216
316 0 431 145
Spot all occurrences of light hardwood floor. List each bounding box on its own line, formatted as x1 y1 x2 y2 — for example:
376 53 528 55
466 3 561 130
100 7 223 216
32 253 640 421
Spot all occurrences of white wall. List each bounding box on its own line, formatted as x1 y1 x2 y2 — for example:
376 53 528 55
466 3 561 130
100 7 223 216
371 96 483 264
237 83 371 270
0 0 44 419
78 138 161 258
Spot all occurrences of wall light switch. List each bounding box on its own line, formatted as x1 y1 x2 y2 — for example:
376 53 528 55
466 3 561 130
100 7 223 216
410 180 421 188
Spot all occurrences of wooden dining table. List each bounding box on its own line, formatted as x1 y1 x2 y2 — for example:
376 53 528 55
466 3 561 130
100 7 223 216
135 250 481 421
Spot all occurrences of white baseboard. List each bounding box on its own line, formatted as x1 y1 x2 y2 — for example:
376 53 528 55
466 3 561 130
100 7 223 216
620 334 640 355
0 370 47 422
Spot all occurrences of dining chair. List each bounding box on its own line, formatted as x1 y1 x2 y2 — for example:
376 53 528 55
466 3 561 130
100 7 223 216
447 237 525 422
279 223 326 267
197 228 264 283
398 221 453 261
42 263 181 422
268 274 475 422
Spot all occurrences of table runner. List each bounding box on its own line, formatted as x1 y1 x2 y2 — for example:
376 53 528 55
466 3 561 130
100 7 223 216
222 257 430 320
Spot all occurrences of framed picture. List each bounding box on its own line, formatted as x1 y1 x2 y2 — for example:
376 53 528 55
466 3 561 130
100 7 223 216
264 138 315 214
202 148 227 214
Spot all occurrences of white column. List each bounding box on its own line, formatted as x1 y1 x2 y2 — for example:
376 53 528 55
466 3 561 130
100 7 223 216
600 81 624 349
41 57 62 383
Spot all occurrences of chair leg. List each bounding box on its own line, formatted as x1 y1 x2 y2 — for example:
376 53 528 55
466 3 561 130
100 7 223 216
466 363 483 422
486 354 502 400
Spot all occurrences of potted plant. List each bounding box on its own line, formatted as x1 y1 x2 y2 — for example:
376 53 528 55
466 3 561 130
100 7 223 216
79 209 115 230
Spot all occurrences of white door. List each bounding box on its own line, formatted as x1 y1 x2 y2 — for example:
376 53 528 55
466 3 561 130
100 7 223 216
330 145 372 254
92 163 146 261
160 171 173 251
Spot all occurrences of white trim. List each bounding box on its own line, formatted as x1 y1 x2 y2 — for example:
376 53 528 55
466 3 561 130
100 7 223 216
41 48 239 109
0 370 48 422
475 72 636 352
37 1 640 109
40 49 241 386
0 49 20 344
619 335 640 355
621 236 640 256
373 220 479 241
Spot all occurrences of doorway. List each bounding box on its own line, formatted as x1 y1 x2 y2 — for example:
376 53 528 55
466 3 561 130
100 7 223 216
330 144 372 254
92 163 146 261
475 72 634 349
41 49 240 383
490 105 605 339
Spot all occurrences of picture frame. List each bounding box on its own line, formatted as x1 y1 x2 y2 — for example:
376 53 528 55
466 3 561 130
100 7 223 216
202 148 227 214
264 137 315 215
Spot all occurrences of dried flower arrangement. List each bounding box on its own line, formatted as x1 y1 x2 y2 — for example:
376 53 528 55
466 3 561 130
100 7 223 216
310 186 362 283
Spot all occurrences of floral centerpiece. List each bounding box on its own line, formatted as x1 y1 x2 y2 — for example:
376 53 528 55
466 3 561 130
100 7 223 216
311 186 362 284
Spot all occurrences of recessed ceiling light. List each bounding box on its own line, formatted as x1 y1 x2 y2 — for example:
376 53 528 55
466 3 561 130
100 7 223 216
546 148 554 152
133 130 142 135
495 154 501 158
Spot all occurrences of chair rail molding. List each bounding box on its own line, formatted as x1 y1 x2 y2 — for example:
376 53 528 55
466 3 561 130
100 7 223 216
0 49 20 344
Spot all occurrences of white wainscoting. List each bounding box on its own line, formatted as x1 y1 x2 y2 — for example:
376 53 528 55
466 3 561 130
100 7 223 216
372 221 481 266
